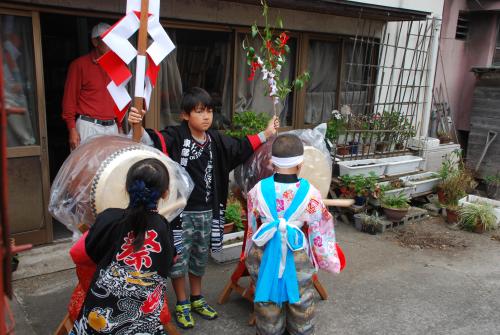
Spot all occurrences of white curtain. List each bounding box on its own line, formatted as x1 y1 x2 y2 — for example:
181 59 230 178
159 30 182 128
305 40 340 125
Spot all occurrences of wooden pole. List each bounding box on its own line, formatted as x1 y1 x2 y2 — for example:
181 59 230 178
133 0 150 142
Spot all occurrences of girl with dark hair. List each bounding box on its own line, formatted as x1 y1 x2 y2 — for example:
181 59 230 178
69 158 177 334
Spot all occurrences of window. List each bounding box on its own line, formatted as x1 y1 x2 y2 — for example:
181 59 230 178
304 39 341 125
1 14 39 147
455 12 469 40
341 40 379 115
234 33 297 127
158 28 232 129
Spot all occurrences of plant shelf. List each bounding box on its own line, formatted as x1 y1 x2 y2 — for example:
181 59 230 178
211 231 244 264
379 155 423 176
337 159 387 177
401 172 440 195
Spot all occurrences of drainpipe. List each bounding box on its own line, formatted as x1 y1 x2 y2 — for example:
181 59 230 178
420 14 442 137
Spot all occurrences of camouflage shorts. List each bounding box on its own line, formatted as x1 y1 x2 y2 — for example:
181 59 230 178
246 245 317 335
169 210 212 278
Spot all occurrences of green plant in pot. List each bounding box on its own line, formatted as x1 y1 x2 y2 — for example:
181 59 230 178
341 173 377 206
339 174 355 198
484 174 500 200
437 130 452 144
439 166 476 224
381 193 410 221
459 202 498 234
362 213 381 235
371 113 387 152
225 110 271 138
225 201 243 234
359 117 371 154
327 110 348 155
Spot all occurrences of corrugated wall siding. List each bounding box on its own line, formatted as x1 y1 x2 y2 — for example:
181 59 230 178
466 71 500 178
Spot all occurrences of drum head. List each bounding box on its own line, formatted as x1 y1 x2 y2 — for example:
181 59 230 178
299 146 332 198
91 146 179 218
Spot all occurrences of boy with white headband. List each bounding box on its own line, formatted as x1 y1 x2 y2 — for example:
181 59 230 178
245 134 341 335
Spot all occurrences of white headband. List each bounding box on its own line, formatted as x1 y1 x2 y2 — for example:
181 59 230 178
271 155 304 168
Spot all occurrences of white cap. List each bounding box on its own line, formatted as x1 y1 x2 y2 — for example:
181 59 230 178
91 22 111 39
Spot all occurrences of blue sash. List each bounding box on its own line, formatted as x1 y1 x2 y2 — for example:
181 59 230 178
253 175 310 305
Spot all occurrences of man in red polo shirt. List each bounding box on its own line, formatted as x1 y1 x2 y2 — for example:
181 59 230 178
62 23 121 150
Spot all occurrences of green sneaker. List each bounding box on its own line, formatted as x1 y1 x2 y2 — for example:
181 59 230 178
175 302 195 329
191 297 218 320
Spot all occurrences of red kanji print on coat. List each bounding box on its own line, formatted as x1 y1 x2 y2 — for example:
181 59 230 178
116 230 162 271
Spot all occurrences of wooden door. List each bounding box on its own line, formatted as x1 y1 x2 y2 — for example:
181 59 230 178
2 9 51 245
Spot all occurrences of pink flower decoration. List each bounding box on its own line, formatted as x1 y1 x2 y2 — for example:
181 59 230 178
276 199 285 212
313 236 323 248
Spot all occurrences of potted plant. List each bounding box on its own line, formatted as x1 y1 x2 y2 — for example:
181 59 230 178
438 160 476 223
459 202 498 234
340 173 377 206
484 174 500 200
371 113 387 152
226 110 271 138
327 110 348 155
359 117 371 155
440 172 475 224
224 201 242 234
381 193 410 221
339 174 356 199
362 213 382 235
437 130 452 144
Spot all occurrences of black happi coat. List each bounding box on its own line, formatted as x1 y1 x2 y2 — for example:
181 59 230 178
145 121 261 252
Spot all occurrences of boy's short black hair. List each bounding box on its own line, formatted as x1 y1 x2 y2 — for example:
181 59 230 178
272 134 304 158
181 87 213 114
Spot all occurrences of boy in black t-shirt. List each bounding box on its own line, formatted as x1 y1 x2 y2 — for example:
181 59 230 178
128 87 278 329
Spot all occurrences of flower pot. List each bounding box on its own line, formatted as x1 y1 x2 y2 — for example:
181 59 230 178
375 141 387 153
223 222 234 234
383 206 409 221
349 141 359 154
362 224 377 235
362 143 370 155
437 188 447 204
438 135 452 144
395 142 404 150
354 196 367 206
473 220 486 234
446 208 459 224
337 145 350 156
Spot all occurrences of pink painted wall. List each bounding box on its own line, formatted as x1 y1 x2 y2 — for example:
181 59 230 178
434 0 498 131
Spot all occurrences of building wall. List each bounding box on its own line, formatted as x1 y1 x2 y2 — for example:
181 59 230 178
434 0 498 131
365 0 444 137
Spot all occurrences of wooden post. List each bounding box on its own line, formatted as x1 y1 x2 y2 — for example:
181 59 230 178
132 0 150 142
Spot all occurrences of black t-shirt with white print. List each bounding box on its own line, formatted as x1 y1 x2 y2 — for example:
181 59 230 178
182 134 214 211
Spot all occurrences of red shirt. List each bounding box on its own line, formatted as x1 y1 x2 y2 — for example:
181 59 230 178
62 50 120 129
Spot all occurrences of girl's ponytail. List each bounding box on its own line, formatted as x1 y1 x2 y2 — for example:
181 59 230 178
123 159 169 250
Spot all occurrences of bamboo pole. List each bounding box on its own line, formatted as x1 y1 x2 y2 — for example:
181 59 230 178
133 0 150 142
